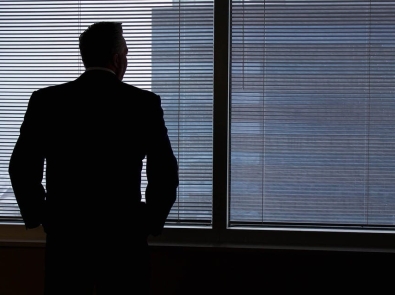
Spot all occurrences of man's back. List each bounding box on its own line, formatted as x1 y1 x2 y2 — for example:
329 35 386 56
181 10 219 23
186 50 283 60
10 69 178 235
43 70 149 231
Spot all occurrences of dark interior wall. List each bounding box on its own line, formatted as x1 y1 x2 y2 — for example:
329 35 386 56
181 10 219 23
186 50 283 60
0 245 394 295
150 246 395 294
0 245 45 295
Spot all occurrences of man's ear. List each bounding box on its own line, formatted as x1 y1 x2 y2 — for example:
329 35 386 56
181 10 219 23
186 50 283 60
112 53 120 68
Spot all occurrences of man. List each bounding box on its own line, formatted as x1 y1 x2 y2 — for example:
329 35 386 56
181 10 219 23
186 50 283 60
8 21 179 294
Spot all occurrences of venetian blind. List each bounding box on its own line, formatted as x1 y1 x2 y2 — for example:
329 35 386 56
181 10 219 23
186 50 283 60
0 0 213 225
230 0 395 229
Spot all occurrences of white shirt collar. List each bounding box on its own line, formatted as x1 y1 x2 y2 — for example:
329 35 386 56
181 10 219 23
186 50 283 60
85 67 115 75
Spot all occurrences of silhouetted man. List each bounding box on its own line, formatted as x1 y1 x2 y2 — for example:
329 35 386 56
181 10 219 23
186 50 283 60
8 21 179 295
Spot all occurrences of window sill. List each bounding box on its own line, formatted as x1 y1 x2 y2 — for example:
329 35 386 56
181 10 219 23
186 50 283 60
2 223 395 253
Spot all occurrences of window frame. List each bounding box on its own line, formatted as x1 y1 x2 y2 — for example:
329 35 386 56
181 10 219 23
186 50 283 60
2 0 395 253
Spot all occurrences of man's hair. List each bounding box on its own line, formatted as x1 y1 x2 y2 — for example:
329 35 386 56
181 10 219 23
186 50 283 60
79 22 124 68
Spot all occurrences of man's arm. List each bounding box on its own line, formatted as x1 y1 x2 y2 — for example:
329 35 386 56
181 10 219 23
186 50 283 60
8 91 46 229
145 94 179 236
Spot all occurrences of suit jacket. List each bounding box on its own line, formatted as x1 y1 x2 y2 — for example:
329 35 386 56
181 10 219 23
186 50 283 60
8 70 179 237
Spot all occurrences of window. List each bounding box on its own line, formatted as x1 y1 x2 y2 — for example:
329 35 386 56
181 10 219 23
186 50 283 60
1 0 395 251
0 0 214 225
230 0 395 230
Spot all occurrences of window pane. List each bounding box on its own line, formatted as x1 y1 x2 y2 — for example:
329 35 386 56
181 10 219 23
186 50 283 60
0 0 214 225
0 1 81 222
229 0 395 228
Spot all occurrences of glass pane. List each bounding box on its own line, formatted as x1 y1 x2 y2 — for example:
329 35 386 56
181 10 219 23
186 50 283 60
229 0 395 228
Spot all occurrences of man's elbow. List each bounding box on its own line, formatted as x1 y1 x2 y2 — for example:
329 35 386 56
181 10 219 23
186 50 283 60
8 160 18 181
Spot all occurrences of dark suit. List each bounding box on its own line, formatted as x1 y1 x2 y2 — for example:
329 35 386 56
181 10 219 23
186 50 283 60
8 69 179 294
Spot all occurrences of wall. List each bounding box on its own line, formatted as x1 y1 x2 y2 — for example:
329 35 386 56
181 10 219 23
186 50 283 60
1 245 394 295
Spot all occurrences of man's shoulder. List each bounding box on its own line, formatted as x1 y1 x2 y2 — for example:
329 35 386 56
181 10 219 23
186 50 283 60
33 80 76 96
120 82 159 99
32 79 161 107
118 82 161 108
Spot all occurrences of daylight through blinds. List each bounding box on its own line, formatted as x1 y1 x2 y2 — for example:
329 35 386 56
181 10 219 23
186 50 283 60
0 0 213 224
230 0 395 228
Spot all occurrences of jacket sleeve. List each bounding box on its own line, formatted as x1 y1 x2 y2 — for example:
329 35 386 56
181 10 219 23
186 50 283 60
145 94 179 236
8 91 46 229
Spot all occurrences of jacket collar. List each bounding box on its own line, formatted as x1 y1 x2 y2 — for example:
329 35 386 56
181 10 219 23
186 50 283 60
85 67 115 75
76 68 120 83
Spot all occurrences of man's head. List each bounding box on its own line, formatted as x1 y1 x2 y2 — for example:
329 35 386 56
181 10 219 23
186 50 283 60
79 22 128 80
